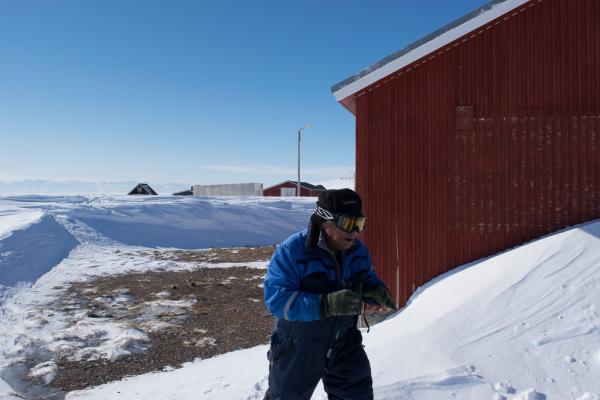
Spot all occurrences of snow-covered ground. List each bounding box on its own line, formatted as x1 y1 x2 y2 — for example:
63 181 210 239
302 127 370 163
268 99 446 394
0 195 315 399
1 194 600 399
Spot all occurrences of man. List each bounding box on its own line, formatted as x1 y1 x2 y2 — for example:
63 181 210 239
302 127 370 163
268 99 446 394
263 188 396 400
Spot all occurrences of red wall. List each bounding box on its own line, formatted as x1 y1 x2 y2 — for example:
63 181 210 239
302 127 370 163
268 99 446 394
263 182 321 197
350 0 600 305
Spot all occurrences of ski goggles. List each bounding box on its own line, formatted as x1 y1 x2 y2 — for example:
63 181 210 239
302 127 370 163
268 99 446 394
315 206 366 232
334 215 366 233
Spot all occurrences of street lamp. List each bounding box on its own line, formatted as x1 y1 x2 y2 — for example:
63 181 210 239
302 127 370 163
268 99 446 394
297 124 312 196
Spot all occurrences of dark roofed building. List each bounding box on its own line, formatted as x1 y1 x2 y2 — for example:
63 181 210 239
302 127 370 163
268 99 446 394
263 181 325 197
173 187 193 196
128 183 158 195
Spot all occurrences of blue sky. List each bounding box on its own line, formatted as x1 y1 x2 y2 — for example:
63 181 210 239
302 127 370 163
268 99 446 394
0 0 488 188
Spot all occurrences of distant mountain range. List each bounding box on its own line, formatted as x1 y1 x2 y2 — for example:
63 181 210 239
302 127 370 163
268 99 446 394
0 180 192 195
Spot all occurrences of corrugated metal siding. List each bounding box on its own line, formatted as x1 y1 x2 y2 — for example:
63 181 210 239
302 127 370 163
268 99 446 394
354 0 600 306
192 183 263 196
263 182 321 197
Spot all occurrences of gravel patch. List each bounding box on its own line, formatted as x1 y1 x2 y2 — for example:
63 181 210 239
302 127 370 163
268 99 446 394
48 247 276 392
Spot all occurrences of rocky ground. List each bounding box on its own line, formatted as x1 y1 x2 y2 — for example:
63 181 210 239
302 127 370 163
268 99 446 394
19 244 389 396
50 246 276 393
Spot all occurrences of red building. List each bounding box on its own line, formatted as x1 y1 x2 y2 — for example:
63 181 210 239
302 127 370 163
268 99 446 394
263 181 325 197
332 0 600 306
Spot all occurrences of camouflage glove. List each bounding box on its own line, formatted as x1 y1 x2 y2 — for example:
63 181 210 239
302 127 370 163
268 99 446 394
320 289 363 318
363 285 397 311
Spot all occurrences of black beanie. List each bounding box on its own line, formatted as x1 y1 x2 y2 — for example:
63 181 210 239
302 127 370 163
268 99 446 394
312 189 364 224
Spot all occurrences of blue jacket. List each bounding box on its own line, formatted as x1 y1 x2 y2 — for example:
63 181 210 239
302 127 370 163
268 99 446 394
264 222 384 322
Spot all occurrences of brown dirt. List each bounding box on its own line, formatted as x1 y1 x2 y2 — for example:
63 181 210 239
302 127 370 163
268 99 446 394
50 246 276 392
28 245 389 395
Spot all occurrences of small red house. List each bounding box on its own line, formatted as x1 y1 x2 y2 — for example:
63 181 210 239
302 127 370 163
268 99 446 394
332 0 600 306
263 181 325 197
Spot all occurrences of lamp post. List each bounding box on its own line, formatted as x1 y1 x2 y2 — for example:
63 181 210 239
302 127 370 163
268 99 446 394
297 124 312 196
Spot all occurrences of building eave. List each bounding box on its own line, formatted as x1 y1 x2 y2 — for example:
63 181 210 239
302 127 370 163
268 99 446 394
331 0 532 111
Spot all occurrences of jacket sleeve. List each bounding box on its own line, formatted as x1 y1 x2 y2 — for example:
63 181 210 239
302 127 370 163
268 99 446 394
263 242 322 321
362 248 387 290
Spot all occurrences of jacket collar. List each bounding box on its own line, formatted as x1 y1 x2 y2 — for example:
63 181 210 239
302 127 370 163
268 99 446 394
304 219 328 257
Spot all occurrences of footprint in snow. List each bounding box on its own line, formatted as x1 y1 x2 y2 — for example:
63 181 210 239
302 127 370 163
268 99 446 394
246 376 268 400
512 389 547 400
493 381 516 395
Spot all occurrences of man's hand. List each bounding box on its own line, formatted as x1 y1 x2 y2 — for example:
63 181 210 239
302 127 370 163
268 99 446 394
320 289 363 318
363 285 397 311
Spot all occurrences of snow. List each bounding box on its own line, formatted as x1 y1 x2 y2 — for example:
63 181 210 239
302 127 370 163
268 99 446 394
0 195 314 287
66 345 271 400
0 194 314 399
1 194 600 399
360 221 600 399
0 207 44 240
28 361 58 385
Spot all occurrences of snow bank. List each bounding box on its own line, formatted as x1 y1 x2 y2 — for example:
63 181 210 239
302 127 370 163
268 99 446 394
0 207 44 240
0 214 78 291
69 196 315 248
364 220 600 399
1 195 315 250
0 195 314 292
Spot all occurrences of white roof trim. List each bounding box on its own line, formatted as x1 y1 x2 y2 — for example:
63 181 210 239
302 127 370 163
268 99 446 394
333 0 531 102
263 180 295 191
263 180 323 191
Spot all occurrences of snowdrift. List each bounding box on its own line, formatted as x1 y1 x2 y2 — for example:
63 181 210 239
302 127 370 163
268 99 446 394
363 220 600 399
69 196 315 248
0 213 78 293
0 195 314 290
1 195 316 249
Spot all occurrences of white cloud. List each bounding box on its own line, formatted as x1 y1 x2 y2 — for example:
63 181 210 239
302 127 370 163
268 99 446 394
198 164 353 178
